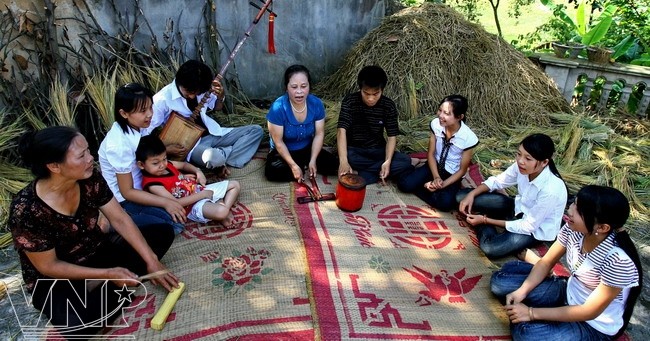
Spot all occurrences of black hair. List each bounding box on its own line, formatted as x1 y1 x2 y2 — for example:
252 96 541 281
357 65 388 90
283 64 311 89
18 126 81 179
175 60 214 94
135 135 167 162
520 133 563 180
439 94 468 122
114 83 154 134
574 185 642 338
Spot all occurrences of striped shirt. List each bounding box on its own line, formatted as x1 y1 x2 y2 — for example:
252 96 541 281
558 224 639 335
337 92 400 149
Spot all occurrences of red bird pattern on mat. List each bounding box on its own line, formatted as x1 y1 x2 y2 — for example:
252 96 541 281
403 265 482 304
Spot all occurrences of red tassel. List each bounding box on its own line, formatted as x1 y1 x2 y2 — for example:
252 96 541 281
268 13 276 54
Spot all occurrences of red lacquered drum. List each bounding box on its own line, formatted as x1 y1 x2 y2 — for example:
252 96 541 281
336 174 367 212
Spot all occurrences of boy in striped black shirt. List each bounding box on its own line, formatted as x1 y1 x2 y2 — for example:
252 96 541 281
336 65 414 185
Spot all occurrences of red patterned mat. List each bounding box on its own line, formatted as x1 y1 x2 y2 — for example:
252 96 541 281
98 159 317 340
39 156 585 340
296 177 511 340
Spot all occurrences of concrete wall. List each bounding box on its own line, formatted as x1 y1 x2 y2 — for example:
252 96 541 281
4 0 385 99
539 54 650 116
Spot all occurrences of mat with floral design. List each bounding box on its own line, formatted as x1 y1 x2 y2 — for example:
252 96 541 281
100 157 317 340
95 157 516 340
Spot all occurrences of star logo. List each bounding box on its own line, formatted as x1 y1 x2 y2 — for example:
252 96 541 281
114 284 135 305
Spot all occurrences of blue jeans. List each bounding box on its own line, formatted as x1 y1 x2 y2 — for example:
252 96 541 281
456 188 515 220
476 226 539 258
191 125 263 169
397 163 461 212
456 189 537 258
347 146 414 185
491 261 612 341
121 201 185 234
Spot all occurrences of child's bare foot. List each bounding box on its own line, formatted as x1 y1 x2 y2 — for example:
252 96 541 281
517 248 541 264
220 211 235 229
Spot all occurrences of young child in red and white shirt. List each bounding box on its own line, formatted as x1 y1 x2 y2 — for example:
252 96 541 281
136 135 240 228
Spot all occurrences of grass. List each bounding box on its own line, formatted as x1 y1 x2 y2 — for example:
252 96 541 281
408 0 577 45
474 1 555 43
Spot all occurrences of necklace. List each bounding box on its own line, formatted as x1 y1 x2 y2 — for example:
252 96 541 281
290 101 306 114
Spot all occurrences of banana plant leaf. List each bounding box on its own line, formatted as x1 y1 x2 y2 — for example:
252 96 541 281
581 5 618 46
612 35 636 61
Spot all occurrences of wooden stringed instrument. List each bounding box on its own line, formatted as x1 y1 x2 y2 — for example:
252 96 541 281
158 111 205 160
158 0 275 160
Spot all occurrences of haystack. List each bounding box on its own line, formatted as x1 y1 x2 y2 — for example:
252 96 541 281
315 3 572 137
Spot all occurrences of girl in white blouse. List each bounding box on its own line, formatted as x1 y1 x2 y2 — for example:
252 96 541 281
397 95 478 212
458 133 567 258
99 83 186 233
490 185 641 340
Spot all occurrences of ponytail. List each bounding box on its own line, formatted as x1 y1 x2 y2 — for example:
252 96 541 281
614 230 643 338
547 159 563 181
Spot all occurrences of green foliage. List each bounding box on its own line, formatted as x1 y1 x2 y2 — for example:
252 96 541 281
540 0 618 46
513 0 648 64
508 0 536 18
400 0 446 6
611 35 636 60
510 4 575 51
449 0 482 21
631 53 650 67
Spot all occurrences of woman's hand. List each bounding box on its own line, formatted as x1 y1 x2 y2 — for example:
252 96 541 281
290 163 304 182
465 213 486 226
459 193 475 214
424 177 444 192
195 169 207 186
308 160 317 179
506 288 527 306
106 267 139 287
146 261 180 292
505 302 532 324
163 199 187 223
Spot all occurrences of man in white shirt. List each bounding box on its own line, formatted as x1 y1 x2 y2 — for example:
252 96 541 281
149 60 263 175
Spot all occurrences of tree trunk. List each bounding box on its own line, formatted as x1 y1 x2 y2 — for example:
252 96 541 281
488 0 503 38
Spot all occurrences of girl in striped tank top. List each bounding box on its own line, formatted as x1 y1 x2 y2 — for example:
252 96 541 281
490 185 642 340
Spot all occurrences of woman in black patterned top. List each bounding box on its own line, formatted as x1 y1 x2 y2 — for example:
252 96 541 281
9 126 179 338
